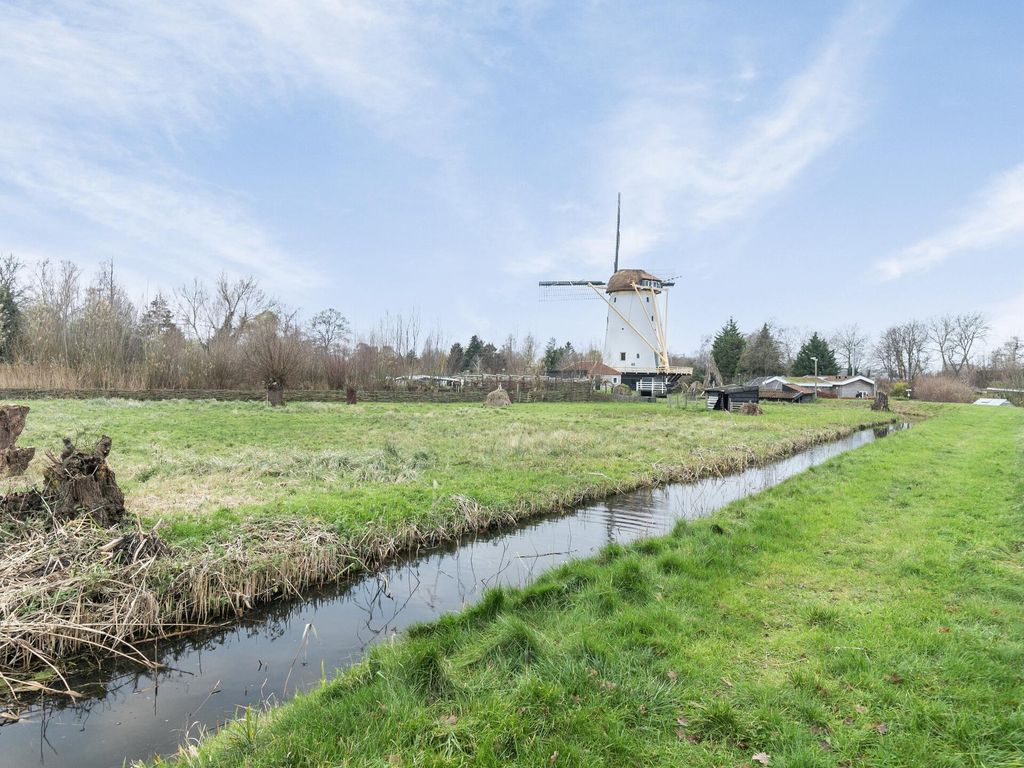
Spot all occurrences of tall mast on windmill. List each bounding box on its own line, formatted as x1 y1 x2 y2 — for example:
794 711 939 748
538 196 691 394
614 192 621 273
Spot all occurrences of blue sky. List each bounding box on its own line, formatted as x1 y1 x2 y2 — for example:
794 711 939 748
1 1 1022 354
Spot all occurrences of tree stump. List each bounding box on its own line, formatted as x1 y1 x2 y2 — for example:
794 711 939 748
41 436 126 527
346 386 358 405
0 405 36 476
740 402 763 415
871 392 890 412
266 380 284 407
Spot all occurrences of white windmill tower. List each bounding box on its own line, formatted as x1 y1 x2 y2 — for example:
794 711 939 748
539 196 691 394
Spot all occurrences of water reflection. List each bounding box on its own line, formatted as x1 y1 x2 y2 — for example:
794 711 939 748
1 423 908 768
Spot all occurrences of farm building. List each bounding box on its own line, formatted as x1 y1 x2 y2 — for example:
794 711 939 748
754 375 875 399
706 385 760 411
553 360 624 387
757 382 815 403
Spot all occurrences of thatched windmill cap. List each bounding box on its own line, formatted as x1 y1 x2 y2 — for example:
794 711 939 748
605 269 665 293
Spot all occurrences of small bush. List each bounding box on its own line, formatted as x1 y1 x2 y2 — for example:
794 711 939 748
912 375 975 403
890 381 908 399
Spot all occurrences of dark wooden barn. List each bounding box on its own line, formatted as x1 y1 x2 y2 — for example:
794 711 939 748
705 385 760 411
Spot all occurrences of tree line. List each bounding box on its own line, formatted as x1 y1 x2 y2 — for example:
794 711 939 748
693 314 1019 390
0 255 1018 396
0 257 562 392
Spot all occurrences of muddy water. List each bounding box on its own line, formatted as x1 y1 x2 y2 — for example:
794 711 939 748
1 423 908 768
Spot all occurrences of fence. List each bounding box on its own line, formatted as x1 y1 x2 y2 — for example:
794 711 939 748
0 383 609 405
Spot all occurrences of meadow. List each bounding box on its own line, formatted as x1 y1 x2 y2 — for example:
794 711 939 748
1 396 921 699
12 397 917 548
153 404 1024 768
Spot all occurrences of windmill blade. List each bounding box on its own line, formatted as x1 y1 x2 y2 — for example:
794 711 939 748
537 280 607 286
539 283 604 302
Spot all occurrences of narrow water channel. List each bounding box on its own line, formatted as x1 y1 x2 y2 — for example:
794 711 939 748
1 423 908 768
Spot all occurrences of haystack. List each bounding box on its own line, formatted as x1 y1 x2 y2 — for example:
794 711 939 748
484 386 512 407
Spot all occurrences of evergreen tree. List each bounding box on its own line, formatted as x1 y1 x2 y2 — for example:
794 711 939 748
541 338 575 373
0 254 22 362
739 323 783 377
792 332 840 376
139 294 177 338
712 317 745 382
463 335 484 371
446 342 465 374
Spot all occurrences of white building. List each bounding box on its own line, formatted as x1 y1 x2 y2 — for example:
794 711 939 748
602 269 668 371
757 375 876 399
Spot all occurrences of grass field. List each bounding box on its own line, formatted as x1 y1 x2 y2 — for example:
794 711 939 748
12 398 918 548
154 405 1024 768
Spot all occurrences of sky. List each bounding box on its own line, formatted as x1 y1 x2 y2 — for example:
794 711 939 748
1 0 1022 355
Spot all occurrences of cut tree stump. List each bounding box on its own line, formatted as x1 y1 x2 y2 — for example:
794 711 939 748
871 392 890 412
40 436 126 527
266 381 284 407
0 405 35 476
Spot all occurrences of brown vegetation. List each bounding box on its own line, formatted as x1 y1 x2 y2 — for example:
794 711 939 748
0 405 34 475
910 375 977 403
484 386 512 407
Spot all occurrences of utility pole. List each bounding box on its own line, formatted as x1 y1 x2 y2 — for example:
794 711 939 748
812 356 818 400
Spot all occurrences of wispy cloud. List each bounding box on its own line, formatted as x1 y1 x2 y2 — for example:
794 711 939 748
987 289 1024 340
0 1 470 290
876 162 1024 280
521 0 900 276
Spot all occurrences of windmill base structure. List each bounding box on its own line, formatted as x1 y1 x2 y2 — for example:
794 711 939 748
539 267 693 396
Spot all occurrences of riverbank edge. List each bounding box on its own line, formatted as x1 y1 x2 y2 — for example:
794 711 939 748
149 405 1023 768
0 405 921 704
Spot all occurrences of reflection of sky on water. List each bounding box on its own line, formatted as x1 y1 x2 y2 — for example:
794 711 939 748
1 424 905 768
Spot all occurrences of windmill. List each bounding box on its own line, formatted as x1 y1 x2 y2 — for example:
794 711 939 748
539 195 692 394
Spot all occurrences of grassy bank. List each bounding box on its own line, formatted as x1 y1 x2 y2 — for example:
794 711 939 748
2 399 922 698
157 405 1024 767
12 398 921 546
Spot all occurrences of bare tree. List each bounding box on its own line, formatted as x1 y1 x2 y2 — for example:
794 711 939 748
929 313 988 378
519 333 538 374
22 260 81 365
307 308 351 355
874 321 930 382
928 315 956 374
831 324 869 376
175 274 273 349
773 324 805 372
245 311 306 405
950 313 988 376
175 278 209 346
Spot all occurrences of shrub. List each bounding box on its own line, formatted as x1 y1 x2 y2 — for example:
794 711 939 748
911 375 975 403
890 381 908 399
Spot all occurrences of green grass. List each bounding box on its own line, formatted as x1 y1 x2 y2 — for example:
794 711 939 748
156 405 1024 767
10 397 919 548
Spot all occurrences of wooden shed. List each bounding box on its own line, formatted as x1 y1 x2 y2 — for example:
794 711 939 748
706 385 760 411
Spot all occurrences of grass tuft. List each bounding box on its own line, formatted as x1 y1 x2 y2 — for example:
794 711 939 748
485 616 547 666
610 557 653 602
